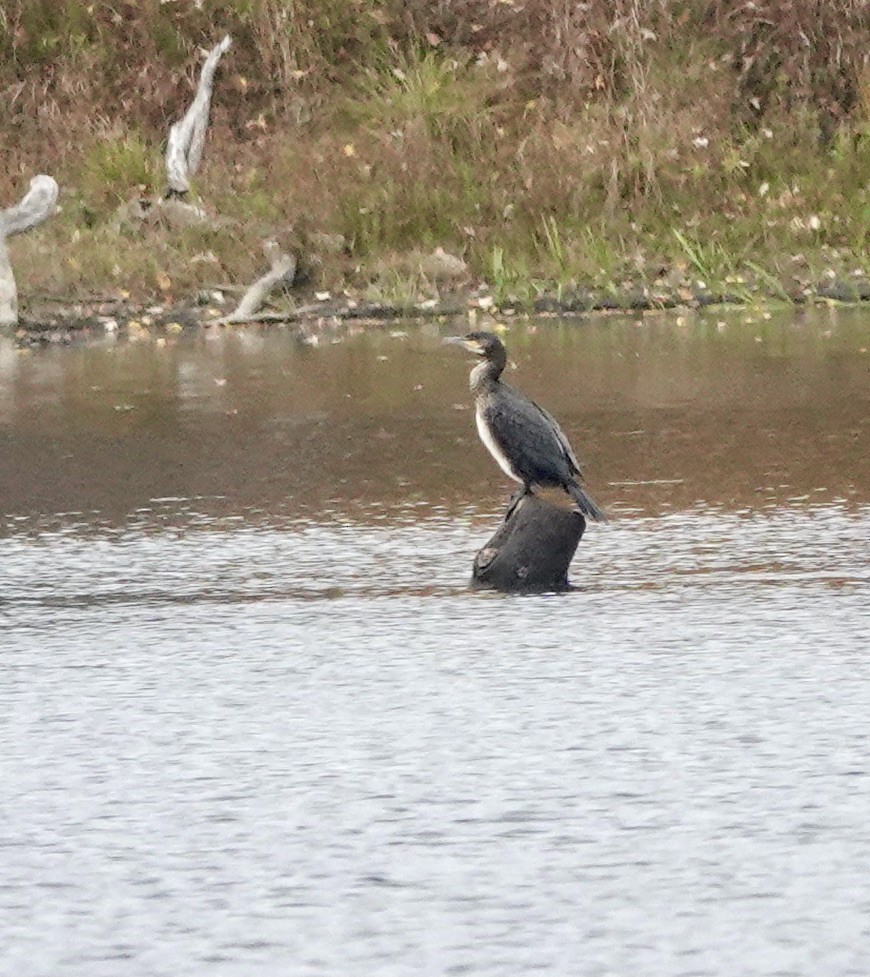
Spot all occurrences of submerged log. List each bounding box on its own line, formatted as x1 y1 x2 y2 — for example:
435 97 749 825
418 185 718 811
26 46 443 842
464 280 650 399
0 175 60 327
472 493 585 593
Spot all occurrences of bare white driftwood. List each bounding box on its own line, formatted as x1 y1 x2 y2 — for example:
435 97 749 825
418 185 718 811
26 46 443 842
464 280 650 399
165 34 232 197
0 175 60 327
221 240 297 323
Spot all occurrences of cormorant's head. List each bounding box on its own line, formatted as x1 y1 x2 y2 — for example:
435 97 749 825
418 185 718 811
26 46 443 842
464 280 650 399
443 331 506 361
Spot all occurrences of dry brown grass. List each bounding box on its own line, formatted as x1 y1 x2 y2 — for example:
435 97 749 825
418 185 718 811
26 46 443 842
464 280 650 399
1 0 868 304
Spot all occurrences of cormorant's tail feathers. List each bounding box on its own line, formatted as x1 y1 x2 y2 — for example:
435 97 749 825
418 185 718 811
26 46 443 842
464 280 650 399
567 482 607 522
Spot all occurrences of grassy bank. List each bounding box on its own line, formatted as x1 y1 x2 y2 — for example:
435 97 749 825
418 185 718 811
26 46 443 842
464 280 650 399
2 0 869 313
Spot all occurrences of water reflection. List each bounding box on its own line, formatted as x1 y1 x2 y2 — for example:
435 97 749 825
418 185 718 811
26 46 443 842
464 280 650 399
1 308 869 522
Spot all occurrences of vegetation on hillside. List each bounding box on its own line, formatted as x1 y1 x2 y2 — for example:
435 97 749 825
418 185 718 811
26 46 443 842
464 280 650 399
1 0 869 308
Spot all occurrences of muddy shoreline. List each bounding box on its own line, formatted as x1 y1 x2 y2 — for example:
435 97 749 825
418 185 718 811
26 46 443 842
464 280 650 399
10 274 870 346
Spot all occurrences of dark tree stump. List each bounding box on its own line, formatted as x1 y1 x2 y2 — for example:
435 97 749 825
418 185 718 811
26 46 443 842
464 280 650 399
471 493 585 593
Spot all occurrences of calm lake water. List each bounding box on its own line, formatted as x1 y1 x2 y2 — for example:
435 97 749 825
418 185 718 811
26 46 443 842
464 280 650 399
1 308 869 975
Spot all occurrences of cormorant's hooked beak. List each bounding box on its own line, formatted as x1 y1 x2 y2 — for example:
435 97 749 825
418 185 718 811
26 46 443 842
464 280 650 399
443 335 483 355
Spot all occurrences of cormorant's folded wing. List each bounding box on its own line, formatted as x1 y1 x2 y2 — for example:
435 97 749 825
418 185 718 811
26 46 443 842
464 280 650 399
528 400 584 476
483 386 582 483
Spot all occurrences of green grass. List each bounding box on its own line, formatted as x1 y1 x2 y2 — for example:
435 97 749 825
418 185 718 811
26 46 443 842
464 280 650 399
3 0 870 308
349 51 496 146
363 268 427 309
78 132 162 208
671 230 748 290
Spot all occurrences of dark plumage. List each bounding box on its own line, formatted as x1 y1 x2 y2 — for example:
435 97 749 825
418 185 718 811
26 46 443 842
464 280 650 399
445 331 606 521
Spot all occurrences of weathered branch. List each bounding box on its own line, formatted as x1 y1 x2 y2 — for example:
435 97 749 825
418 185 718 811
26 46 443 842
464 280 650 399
0 175 60 327
165 34 232 196
220 240 297 323
0 176 59 238
472 493 585 593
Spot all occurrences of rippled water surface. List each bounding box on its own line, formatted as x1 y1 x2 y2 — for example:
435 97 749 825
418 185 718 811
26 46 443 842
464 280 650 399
1 310 869 975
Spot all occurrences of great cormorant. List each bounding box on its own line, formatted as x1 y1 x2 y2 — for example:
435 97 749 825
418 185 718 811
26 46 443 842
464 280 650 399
445 331 606 521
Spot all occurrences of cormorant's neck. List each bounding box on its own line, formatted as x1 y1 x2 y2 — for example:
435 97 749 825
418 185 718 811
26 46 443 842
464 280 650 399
470 356 504 393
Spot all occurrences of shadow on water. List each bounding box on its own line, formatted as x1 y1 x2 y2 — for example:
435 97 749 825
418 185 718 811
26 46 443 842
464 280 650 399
1 309 870 975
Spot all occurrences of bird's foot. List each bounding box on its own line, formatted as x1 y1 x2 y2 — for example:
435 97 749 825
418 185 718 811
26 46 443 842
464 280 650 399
504 485 532 522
